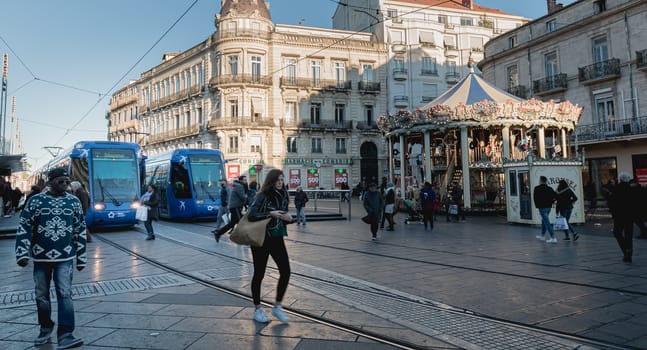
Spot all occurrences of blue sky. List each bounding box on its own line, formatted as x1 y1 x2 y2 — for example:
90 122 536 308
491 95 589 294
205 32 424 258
0 0 576 171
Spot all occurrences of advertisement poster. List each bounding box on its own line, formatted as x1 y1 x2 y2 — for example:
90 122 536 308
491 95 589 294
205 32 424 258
227 164 240 181
288 169 301 188
307 168 319 189
334 168 348 188
637 168 647 186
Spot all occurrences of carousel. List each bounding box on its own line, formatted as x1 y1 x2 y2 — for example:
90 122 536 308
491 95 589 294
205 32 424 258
377 65 585 224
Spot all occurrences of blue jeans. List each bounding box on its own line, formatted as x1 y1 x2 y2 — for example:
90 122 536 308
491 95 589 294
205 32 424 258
296 206 306 224
538 207 555 238
33 260 76 337
560 208 576 234
144 216 154 235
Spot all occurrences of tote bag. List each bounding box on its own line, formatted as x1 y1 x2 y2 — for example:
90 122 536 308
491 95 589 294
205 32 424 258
229 215 272 247
553 216 568 231
136 206 149 221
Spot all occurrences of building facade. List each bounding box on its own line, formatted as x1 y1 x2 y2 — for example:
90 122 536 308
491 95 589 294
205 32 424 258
108 0 389 189
479 0 647 195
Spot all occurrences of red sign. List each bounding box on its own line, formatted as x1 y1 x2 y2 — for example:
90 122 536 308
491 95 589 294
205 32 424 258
254 164 263 172
227 165 240 180
307 168 319 188
288 169 301 189
334 169 348 188
636 168 647 186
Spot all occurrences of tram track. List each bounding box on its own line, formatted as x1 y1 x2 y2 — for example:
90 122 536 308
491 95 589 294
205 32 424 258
96 225 635 350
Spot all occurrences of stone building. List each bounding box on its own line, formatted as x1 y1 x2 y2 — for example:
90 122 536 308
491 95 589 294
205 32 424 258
107 0 389 189
479 0 647 194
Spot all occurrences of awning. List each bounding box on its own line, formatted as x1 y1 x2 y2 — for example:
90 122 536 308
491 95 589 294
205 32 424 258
419 31 435 45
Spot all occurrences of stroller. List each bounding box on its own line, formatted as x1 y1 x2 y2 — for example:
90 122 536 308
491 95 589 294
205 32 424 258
402 198 423 224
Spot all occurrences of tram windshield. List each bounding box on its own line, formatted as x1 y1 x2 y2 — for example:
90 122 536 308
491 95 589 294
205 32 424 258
91 149 139 204
189 154 223 201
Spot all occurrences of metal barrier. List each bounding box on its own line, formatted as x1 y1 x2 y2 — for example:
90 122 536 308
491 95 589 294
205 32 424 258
289 189 352 221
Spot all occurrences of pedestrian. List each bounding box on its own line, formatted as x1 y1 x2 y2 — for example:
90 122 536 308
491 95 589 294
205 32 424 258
214 179 230 230
363 182 384 241
555 179 579 241
3 180 14 217
140 184 160 240
70 181 92 243
15 167 86 349
420 182 436 232
533 175 557 243
340 182 350 202
213 175 247 242
380 182 396 231
247 180 258 209
294 186 308 225
609 173 640 263
629 179 647 238
246 169 293 323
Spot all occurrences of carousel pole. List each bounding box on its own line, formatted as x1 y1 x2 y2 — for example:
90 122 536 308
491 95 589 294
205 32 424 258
561 128 568 158
502 125 511 160
388 137 393 181
537 128 546 158
424 130 431 183
460 126 471 209
399 134 405 196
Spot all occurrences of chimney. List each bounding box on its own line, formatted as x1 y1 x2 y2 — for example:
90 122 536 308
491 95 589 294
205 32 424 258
462 0 473 10
547 0 560 14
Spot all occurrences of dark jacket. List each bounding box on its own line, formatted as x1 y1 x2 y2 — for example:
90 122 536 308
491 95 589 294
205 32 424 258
73 187 90 215
294 191 308 208
363 190 384 219
555 187 577 214
143 190 160 221
420 187 436 210
384 188 395 205
228 180 247 209
533 183 556 209
247 188 290 236
220 184 229 207
608 182 640 220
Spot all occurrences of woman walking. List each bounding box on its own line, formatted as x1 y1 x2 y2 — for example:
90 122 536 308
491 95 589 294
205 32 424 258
141 185 160 240
246 169 294 323
555 179 579 241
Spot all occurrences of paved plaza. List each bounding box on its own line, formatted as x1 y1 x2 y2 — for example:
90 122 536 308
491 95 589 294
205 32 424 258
0 200 645 349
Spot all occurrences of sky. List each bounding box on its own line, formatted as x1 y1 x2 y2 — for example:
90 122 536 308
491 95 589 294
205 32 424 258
0 0 577 172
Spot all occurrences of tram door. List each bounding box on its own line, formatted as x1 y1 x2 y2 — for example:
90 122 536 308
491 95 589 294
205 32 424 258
518 171 532 220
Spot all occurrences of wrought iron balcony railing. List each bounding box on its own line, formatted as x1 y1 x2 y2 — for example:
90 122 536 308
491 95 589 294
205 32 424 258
215 29 271 41
148 124 200 144
278 77 351 91
421 69 438 76
208 116 276 129
355 121 379 130
575 116 647 143
533 73 568 95
208 74 272 90
578 58 620 83
358 81 380 93
506 85 528 99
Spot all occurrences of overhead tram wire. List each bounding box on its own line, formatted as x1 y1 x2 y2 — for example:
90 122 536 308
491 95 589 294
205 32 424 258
51 0 200 147
268 0 457 77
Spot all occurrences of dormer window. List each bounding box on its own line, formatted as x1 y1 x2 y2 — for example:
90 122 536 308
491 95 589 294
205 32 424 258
593 0 606 15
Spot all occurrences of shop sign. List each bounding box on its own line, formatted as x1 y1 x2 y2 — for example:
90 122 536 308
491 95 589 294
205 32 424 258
289 169 301 188
307 168 319 188
227 164 240 180
334 168 348 188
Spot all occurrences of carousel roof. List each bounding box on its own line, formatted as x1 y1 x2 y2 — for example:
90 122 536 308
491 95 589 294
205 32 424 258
422 71 522 108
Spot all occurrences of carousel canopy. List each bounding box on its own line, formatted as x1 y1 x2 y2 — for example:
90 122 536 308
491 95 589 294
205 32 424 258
422 71 522 109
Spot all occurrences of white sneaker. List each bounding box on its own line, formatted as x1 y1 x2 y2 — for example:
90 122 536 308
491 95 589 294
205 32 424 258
536 235 545 241
253 308 270 323
271 305 290 322
546 237 557 244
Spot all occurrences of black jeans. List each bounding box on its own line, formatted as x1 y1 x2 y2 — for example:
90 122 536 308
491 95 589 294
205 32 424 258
422 208 434 229
613 218 634 257
216 207 242 235
251 235 291 305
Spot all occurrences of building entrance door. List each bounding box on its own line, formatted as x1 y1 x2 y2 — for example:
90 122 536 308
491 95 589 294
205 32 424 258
360 142 378 184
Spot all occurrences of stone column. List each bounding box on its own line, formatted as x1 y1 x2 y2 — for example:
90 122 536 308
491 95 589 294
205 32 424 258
461 127 471 208
502 125 510 160
538 127 546 159
424 130 432 183
561 128 568 158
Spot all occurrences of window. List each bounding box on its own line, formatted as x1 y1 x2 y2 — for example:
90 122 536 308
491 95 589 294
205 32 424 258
443 35 456 50
546 19 557 33
187 70 192 87
508 36 516 49
310 102 321 124
422 83 438 102
334 62 345 85
229 100 238 118
287 137 297 153
335 104 345 125
419 31 434 46
545 52 558 78
228 136 239 153
387 9 398 18
470 36 483 51
311 60 321 86
336 138 347 154
448 61 457 74
438 15 447 24
311 138 322 153
421 56 437 75
185 111 191 128
250 135 262 153
251 56 261 79
593 0 606 15
460 17 473 26
507 65 519 89
595 94 616 132
593 36 609 63
393 58 405 71
228 55 238 75
284 58 296 83
365 105 374 125
197 108 202 125
175 75 180 93
175 115 180 129
362 64 374 81
285 101 296 121
390 31 403 43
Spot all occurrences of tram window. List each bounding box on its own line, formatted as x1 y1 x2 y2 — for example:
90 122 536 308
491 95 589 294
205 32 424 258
508 171 517 196
171 163 191 198
71 158 90 192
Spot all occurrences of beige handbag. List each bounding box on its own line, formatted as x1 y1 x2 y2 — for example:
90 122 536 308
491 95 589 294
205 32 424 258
229 214 271 247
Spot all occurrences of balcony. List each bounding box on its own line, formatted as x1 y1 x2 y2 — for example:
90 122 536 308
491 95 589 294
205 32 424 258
421 69 438 76
208 116 276 129
279 77 350 92
148 124 200 144
208 74 272 91
533 73 568 95
394 95 409 108
506 85 528 99
358 81 380 94
421 96 437 103
215 29 271 41
445 72 460 84
575 116 647 144
392 41 406 53
444 45 459 57
578 58 620 85
637 49 647 71
109 94 138 110
356 121 379 131
393 68 408 81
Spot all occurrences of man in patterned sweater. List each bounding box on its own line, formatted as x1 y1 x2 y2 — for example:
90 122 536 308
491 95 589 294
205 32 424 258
15 167 86 349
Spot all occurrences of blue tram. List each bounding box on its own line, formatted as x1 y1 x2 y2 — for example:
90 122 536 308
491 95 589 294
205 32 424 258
33 141 145 228
144 149 225 219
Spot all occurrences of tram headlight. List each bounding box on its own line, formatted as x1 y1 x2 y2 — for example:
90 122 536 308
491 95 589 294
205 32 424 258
130 202 141 209
94 203 105 211
196 200 204 205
